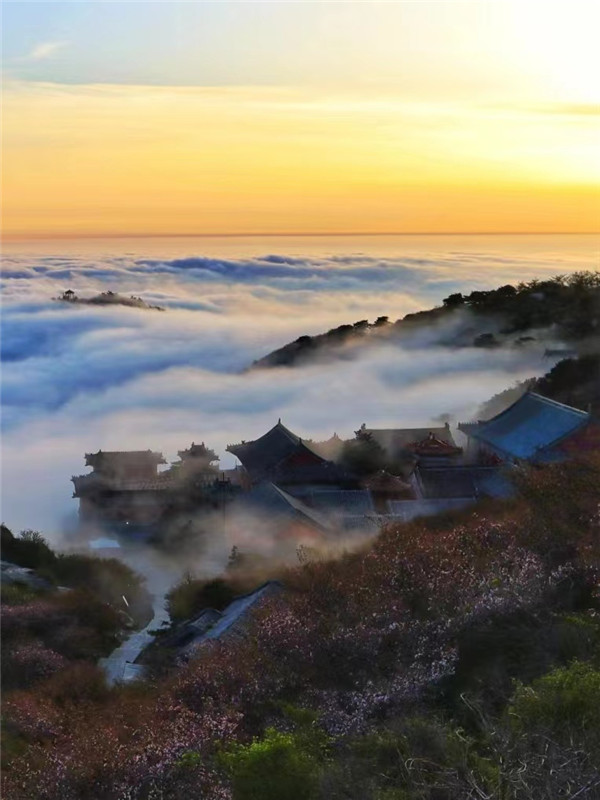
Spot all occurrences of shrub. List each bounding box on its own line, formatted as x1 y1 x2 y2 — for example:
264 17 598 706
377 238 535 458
167 575 236 622
512 456 600 567
320 718 499 800
440 610 600 721
38 589 122 659
38 662 110 706
554 612 600 663
1 526 153 629
3 456 599 799
0 526 56 571
222 728 322 800
1 583 40 605
509 661 600 744
49 554 153 628
1 641 68 691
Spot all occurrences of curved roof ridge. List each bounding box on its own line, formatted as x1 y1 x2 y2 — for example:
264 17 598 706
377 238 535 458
274 419 301 443
269 483 332 529
475 390 589 430
466 390 590 460
526 391 589 415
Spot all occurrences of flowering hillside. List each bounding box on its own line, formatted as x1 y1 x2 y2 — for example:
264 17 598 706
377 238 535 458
2 457 600 799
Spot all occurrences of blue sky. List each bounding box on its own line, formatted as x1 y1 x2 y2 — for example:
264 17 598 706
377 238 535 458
4 2 360 85
2 1 538 89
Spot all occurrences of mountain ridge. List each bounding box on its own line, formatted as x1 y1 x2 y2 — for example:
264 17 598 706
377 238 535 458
250 271 600 371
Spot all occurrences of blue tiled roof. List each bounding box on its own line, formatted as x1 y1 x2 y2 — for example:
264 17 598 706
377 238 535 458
467 393 589 460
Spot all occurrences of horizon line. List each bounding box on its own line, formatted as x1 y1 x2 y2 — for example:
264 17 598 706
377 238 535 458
3 230 599 242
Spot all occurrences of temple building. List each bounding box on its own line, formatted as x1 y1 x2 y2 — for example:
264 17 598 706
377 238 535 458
72 450 173 528
361 470 415 512
458 392 594 464
171 442 220 484
72 444 235 534
227 421 379 534
359 422 462 474
227 420 354 489
405 431 463 465
227 483 334 543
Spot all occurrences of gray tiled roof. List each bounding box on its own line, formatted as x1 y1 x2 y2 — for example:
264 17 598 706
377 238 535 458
416 466 512 500
233 482 333 531
365 426 456 452
227 421 325 480
72 472 176 494
387 498 474 521
304 489 375 516
85 450 166 465
273 461 356 486
179 581 283 658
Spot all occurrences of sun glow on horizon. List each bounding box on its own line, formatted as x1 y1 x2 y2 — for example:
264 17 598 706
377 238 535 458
2 1 599 238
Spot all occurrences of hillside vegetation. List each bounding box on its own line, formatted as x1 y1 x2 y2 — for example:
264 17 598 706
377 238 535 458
476 353 600 419
251 271 600 370
2 456 599 799
1 526 152 712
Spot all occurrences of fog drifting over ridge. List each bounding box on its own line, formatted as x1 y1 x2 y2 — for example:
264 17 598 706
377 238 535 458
1 239 595 536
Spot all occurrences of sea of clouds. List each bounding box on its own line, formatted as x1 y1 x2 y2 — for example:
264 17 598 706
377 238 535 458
1 241 593 537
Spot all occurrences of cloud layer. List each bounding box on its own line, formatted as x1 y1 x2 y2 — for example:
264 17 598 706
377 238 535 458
1 240 593 536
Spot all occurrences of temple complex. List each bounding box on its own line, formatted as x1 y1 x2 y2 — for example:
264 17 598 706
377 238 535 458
72 394 597 540
72 445 233 534
72 450 172 527
363 422 459 461
227 421 353 489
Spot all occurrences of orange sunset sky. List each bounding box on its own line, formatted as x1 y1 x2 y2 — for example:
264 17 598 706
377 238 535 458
2 0 599 238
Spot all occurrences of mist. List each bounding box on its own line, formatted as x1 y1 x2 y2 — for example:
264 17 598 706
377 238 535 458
1 239 593 540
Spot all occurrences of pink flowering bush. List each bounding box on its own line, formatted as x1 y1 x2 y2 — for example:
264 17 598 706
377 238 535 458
2 457 599 799
2 642 68 690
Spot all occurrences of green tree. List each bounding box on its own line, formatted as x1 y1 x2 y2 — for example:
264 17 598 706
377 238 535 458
509 661 600 745
442 292 464 308
222 728 321 800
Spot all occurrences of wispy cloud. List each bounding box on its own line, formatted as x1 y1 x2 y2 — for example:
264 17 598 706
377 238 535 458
26 41 69 62
1 242 592 535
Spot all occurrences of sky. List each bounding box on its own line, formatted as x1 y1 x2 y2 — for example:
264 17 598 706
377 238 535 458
2 0 599 237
